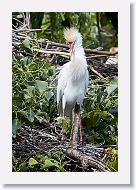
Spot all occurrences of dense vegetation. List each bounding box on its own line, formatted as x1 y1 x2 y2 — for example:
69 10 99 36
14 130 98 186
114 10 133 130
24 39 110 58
12 12 118 172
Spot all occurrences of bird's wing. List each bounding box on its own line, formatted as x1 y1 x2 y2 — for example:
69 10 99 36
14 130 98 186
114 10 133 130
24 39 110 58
57 62 69 112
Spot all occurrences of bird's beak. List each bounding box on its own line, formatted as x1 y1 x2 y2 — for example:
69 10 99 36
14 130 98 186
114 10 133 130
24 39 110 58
69 42 74 55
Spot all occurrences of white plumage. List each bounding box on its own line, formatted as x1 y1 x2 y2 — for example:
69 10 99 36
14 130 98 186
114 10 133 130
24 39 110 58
57 27 89 140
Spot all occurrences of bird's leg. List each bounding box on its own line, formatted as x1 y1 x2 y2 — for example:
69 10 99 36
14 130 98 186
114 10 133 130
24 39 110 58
61 95 66 141
79 114 83 145
61 109 65 141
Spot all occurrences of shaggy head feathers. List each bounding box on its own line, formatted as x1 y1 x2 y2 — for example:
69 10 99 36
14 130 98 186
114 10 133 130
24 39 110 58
64 27 79 43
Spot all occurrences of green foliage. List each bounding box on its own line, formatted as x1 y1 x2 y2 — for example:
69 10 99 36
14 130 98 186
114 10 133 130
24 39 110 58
28 158 38 166
12 155 27 172
12 119 21 137
82 77 118 145
21 37 32 50
12 54 56 135
105 147 118 171
13 12 118 49
13 147 67 172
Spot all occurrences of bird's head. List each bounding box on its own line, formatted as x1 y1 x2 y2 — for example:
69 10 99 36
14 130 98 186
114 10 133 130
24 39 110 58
64 27 82 55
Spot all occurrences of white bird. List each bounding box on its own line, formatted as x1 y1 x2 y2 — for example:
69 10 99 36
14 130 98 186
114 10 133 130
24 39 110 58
57 27 89 141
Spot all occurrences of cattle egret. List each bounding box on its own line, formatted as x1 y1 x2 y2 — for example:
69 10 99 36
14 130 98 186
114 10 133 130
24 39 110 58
57 27 89 141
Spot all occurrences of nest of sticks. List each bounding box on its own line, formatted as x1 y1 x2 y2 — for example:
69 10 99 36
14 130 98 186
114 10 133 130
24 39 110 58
13 120 113 172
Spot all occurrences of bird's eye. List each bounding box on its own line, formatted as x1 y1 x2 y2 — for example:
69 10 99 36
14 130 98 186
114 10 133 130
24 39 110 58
69 42 73 45
68 41 75 45
68 41 75 50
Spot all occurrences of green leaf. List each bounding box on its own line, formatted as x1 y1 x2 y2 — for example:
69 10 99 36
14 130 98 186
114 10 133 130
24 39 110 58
12 119 21 136
106 77 118 97
60 13 65 21
20 111 28 118
13 96 22 107
27 109 35 122
101 111 107 119
20 56 29 65
35 80 48 93
43 159 59 169
20 109 35 123
47 66 55 76
23 86 35 100
46 91 54 101
22 38 31 50
38 39 45 43
16 14 23 19
29 158 38 166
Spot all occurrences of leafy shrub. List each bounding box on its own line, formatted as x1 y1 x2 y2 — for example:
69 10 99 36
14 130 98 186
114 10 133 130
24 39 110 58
82 77 118 145
12 53 57 136
13 147 67 172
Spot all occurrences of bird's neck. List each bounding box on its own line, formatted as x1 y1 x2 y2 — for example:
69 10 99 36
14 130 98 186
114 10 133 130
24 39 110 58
71 45 85 63
71 33 85 61
69 44 87 82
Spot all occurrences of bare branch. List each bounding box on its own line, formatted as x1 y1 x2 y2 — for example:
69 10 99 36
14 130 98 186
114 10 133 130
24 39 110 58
13 28 49 33
33 48 70 58
66 148 110 171
89 65 104 78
